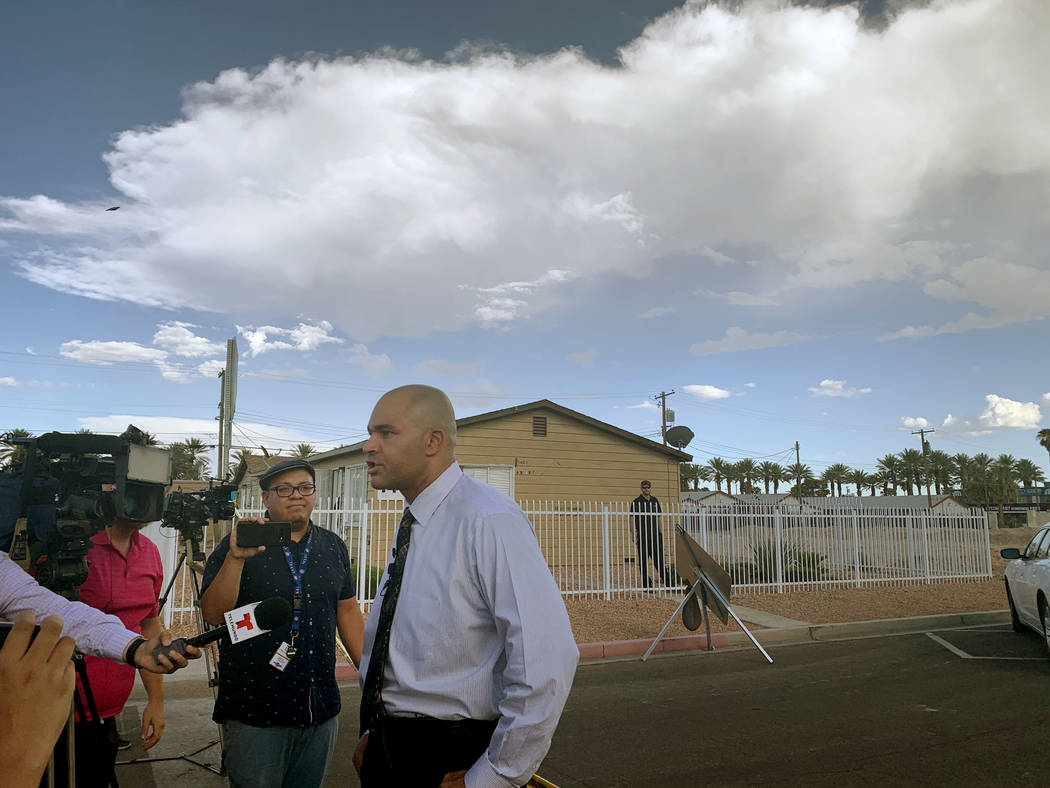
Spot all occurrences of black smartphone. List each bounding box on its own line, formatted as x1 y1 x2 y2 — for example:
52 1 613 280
237 521 292 548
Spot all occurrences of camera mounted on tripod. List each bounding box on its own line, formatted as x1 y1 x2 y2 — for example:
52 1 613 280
0 425 172 599
161 482 238 563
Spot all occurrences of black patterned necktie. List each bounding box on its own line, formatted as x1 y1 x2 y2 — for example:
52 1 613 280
360 507 415 732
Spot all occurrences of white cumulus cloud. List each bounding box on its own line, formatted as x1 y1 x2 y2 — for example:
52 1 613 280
899 416 930 430
59 335 224 384
3 0 1047 342
918 393 1043 437
809 379 872 398
238 321 342 357
683 384 731 401
627 401 660 412
152 321 224 357
60 340 168 365
977 394 1042 430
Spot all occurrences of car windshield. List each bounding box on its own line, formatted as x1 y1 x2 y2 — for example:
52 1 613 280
1023 529 1050 559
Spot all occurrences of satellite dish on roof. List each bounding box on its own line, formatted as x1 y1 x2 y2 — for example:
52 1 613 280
665 425 694 449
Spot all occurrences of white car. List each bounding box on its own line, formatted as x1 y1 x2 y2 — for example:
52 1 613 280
1002 525 1050 654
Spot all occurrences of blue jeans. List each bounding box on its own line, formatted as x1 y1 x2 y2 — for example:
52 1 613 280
222 716 339 788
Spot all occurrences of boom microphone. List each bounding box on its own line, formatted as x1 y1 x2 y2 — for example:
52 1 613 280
152 596 291 660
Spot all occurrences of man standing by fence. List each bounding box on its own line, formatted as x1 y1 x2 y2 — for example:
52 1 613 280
630 480 672 590
353 384 578 787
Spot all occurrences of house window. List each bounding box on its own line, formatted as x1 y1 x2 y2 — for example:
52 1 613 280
532 416 547 437
463 465 515 498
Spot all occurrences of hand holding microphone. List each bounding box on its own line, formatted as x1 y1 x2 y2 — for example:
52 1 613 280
152 597 292 661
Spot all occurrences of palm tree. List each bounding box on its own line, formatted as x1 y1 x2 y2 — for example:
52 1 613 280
826 463 851 497
684 462 718 493
819 467 836 497
952 453 973 499
876 454 902 494
847 468 871 496
697 466 713 491
991 454 1020 527
724 464 742 495
771 465 788 494
679 463 701 491
927 450 956 496
758 462 784 494
961 453 991 508
898 449 925 496
0 428 33 470
1014 458 1045 488
1038 429 1050 473
293 443 316 458
170 437 211 480
735 458 758 494
707 457 731 493
786 463 813 499
868 471 884 496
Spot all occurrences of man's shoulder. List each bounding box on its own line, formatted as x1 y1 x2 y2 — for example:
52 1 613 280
452 474 522 517
309 523 341 542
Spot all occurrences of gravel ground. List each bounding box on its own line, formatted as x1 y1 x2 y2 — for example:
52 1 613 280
565 526 1033 644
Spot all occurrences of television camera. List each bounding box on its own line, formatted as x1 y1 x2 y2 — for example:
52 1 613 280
161 481 238 563
0 426 172 599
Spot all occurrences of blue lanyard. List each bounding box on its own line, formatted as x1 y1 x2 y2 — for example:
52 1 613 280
282 529 313 637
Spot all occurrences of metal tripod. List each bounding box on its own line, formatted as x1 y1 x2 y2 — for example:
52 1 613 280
642 525 773 664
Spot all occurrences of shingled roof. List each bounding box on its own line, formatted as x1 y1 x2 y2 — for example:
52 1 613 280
308 399 691 463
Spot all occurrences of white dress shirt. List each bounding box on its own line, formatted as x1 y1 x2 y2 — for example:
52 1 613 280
1 550 137 661
359 462 579 788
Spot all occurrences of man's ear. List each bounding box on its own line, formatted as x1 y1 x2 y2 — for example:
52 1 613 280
423 428 445 457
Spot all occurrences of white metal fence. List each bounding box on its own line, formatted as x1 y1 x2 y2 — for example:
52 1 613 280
164 500 992 627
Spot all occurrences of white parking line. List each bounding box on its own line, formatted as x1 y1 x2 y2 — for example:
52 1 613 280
925 632 1045 661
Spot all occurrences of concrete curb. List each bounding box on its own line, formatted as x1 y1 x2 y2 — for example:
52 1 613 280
577 609 1011 661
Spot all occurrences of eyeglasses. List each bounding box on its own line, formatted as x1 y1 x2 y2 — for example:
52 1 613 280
269 483 316 497
641 485 651 490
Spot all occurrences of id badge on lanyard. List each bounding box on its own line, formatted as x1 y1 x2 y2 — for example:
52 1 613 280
279 529 313 660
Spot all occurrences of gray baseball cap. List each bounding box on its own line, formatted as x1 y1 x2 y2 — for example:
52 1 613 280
258 458 316 490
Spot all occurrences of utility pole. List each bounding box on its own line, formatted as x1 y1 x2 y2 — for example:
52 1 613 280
653 390 675 446
795 441 802 505
913 428 935 508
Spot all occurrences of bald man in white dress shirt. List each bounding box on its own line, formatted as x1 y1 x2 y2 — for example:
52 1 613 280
353 385 578 788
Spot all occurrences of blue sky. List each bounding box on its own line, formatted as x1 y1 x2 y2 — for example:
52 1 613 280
2 0 1048 480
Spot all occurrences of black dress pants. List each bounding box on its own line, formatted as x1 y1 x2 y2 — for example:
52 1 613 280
360 715 499 787
48 717 120 788
637 527 671 588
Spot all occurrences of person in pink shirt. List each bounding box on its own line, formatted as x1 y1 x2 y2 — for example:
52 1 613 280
74 517 166 787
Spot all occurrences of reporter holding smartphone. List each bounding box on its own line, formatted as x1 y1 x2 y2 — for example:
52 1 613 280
200 458 364 788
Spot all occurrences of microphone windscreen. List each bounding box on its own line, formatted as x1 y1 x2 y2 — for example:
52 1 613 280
254 596 292 631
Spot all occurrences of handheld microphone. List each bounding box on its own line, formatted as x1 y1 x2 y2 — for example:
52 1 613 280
152 596 291 660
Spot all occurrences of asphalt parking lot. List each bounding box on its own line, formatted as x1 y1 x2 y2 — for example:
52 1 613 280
112 623 1049 787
